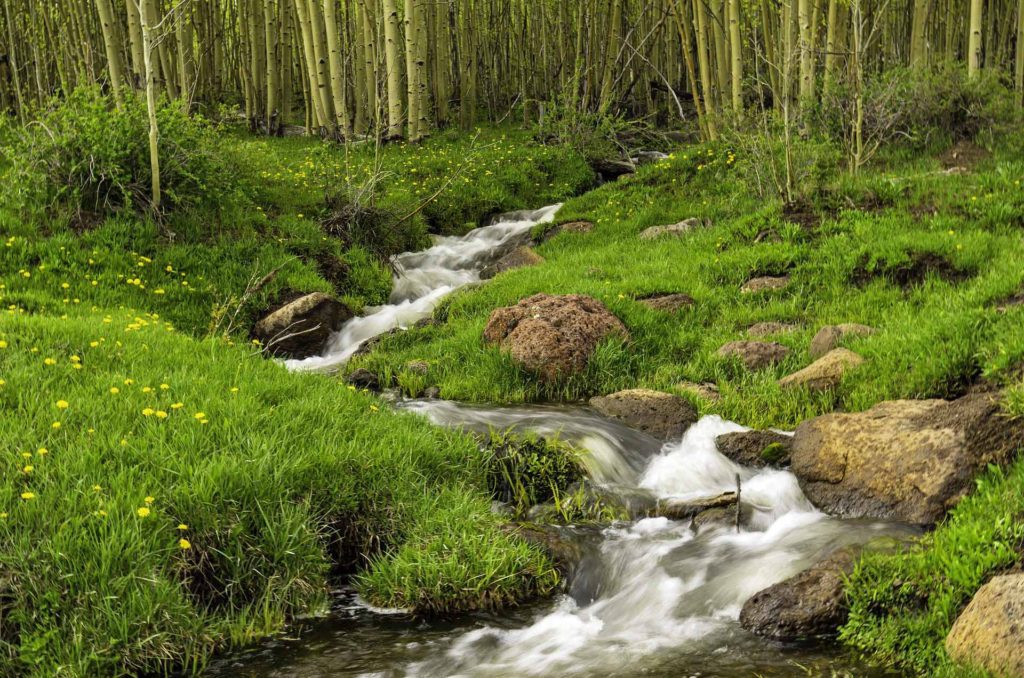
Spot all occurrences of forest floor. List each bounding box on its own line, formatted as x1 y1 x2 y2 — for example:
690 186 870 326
2 123 1023 675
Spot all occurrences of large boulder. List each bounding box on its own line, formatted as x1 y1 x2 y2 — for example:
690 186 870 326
717 341 791 370
590 388 698 441
480 246 544 279
253 293 352 359
778 348 865 392
740 548 857 641
484 294 630 382
716 430 793 468
809 323 876 359
639 218 705 241
946 574 1024 677
791 395 1024 526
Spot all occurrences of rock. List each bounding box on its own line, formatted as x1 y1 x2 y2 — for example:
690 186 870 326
504 523 588 579
946 574 1024 677
631 150 669 166
809 323 876 359
590 157 636 179
638 293 696 312
639 218 704 241
484 294 630 382
651 492 738 521
590 388 698 441
676 381 721 401
414 317 441 329
480 246 545 279
421 386 442 399
717 341 791 370
779 348 865 392
538 220 595 243
740 548 858 641
253 293 353 359
747 322 798 337
716 431 793 468
791 394 1024 526
741 276 791 294
405 360 430 376
692 505 754 533
346 368 380 391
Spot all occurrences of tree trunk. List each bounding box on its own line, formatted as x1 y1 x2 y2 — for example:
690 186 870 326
264 0 281 133
95 0 126 107
125 0 146 85
798 0 814 100
323 0 351 137
1016 0 1024 105
137 0 161 211
728 0 742 115
968 0 983 77
910 0 933 67
381 0 404 138
404 0 420 140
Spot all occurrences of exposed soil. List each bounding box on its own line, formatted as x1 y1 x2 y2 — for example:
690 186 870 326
851 252 974 290
939 140 991 171
782 200 822 230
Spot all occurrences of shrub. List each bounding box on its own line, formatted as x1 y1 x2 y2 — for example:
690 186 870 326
0 87 245 223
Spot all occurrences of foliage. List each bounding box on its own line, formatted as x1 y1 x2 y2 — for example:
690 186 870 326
536 95 660 167
485 430 586 517
841 461 1024 675
0 88 245 222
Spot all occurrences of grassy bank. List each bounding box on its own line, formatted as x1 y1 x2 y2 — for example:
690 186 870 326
0 115 590 674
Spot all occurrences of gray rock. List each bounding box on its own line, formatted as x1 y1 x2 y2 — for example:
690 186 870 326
590 388 698 441
747 322 799 337
715 430 792 468
638 293 696 312
651 492 738 521
346 368 380 391
639 218 705 241
809 323 876 360
253 293 353 359
741 276 791 294
480 246 545 279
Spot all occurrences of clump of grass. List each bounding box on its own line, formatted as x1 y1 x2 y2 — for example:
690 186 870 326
840 460 1024 675
485 430 586 517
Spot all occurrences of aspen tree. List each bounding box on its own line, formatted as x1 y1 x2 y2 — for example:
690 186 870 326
404 0 420 140
358 0 377 132
136 0 162 210
910 0 932 67
264 0 280 133
381 0 405 138
95 0 126 106
125 0 146 84
598 0 623 114
728 0 742 115
968 0 983 77
1016 0 1023 106
798 0 813 101
323 0 351 137
294 0 328 129
693 0 717 132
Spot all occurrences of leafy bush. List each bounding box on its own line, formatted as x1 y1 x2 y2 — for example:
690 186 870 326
0 87 245 222
485 431 586 516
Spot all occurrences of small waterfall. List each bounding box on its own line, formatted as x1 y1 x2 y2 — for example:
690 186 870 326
285 205 561 372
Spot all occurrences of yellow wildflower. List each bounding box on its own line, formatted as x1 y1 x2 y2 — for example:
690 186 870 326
20 492 35 500
177 523 189 530
144 496 155 505
56 400 69 410
137 507 150 518
110 387 120 394
142 408 155 417
178 538 192 550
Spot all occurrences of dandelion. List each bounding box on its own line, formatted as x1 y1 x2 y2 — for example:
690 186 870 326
155 411 168 419
110 387 120 395
124 379 134 385
21 492 35 500
51 422 61 430
137 507 150 518
171 402 184 410
93 485 102 492
144 496 155 505
142 408 155 417
22 465 33 474
142 387 153 394
178 538 192 550
160 384 169 391
21 452 31 459
194 412 206 420
177 523 189 530
44 358 57 366
56 400 69 410
37 448 47 456
0 341 7 349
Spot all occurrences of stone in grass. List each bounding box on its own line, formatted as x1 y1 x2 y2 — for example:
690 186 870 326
740 548 858 641
590 389 697 442
639 218 706 241
346 368 380 392
790 394 1024 526
638 293 696 313
405 360 430 376
676 381 721 402
946 573 1024 677
715 430 793 468
809 323 876 360
480 246 545 280
537 220 595 243
253 292 353 359
747 322 799 337
778 348 865 392
484 294 630 383
741 276 791 294
717 341 791 370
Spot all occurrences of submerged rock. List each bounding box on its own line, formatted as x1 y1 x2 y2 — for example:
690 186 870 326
778 348 865 392
717 341 791 370
741 276 791 294
638 293 696 313
253 292 352 359
639 218 705 241
480 246 545 279
809 323 876 359
791 394 1024 526
946 574 1024 677
740 548 857 641
484 294 630 382
715 430 792 468
590 388 697 441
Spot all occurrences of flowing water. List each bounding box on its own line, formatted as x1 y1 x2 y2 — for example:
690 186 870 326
216 208 918 676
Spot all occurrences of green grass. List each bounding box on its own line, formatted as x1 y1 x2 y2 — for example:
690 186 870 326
357 143 1024 429
0 126 590 675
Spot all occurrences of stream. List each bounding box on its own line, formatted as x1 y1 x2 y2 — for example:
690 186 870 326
218 207 917 676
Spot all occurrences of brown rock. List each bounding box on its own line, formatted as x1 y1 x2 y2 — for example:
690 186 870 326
747 322 798 337
484 294 630 382
346 368 380 391
253 293 353 359
946 574 1024 677
590 389 698 441
717 341 791 370
741 276 791 294
638 293 696 313
405 360 430 376
809 323 876 359
779 348 865 392
676 381 721 401
480 246 545 280
651 492 737 521
716 430 793 468
740 548 857 641
791 395 1024 526
639 218 705 241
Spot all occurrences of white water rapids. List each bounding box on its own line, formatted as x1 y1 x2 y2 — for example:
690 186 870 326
247 207 916 677
285 204 562 372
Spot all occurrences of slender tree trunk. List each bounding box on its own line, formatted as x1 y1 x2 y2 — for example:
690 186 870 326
381 0 404 138
125 0 146 85
137 0 161 210
264 0 281 133
823 0 840 94
798 0 814 100
1016 0 1024 104
968 0 983 77
728 0 742 115
323 0 351 137
95 0 126 106
404 0 420 140
910 0 933 67
295 0 328 129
